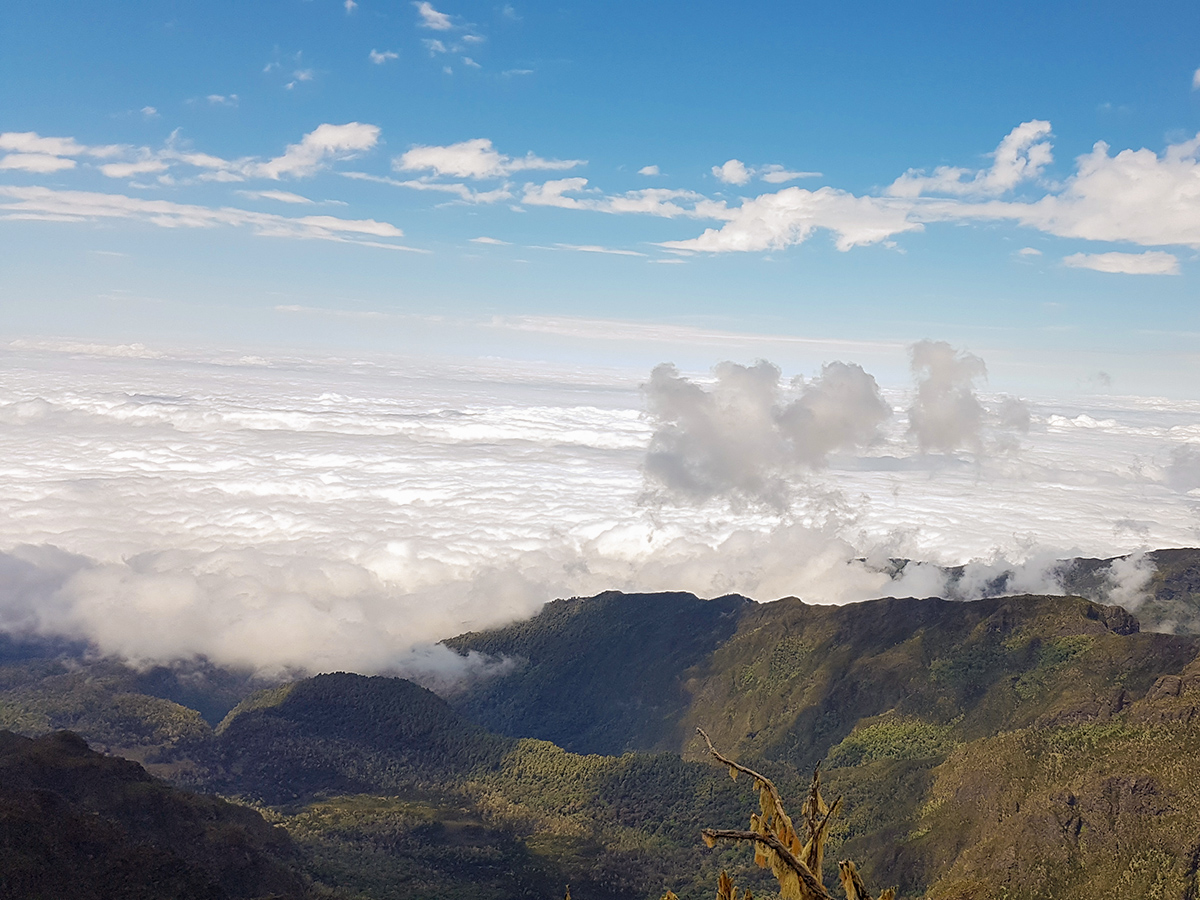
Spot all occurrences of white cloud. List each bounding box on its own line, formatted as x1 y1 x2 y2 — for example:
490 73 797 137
520 177 593 208
470 236 510 245
555 243 646 257
0 153 77 173
907 340 987 454
3 349 1200 675
959 134 1200 248
207 94 239 106
236 189 316 204
344 0 357 11
423 38 448 54
638 165 660 176
0 185 415 249
397 138 581 180
343 171 512 203
99 159 169 178
141 106 159 118
285 70 315 90
660 186 919 252
713 158 752 185
1062 250 1180 275
1016 246 1042 256
889 120 1053 198
370 49 399 64
254 122 380 179
462 56 481 68
713 160 818 186
1193 67 1200 90
521 179 726 219
759 164 821 183
0 132 89 157
643 359 890 509
414 1 453 29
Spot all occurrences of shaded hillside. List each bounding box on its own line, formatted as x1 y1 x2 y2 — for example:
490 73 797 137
204 672 767 900
448 591 1197 770
444 591 751 754
203 672 513 803
0 730 307 900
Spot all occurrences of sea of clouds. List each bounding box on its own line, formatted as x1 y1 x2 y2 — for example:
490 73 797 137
1 339 1198 679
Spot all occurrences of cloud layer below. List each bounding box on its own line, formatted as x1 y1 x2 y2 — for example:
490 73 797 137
1 343 1199 676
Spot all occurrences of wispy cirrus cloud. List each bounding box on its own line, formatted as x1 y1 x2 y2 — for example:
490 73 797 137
342 170 513 204
0 131 123 174
0 184 420 250
1062 250 1180 275
414 1 453 30
521 178 728 219
396 138 581 179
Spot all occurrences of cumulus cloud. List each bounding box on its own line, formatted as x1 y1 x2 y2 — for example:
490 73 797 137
660 186 919 252
659 123 1200 256
713 159 752 185
370 49 399 64
907 340 987 453
1194 67 1200 90
1166 443 1200 493
638 165 660 176
889 120 1053 198
996 396 1032 433
396 138 581 179
642 359 890 509
933 132 1200 249
1062 250 1180 275
253 122 379 179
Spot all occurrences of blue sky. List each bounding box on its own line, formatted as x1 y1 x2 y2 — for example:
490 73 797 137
3 0 1200 392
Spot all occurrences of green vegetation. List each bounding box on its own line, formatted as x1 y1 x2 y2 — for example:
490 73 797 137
824 717 956 768
0 730 306 899
1 584 1200 899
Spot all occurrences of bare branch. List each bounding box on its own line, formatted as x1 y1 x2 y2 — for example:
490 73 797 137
701 829 834 900
696 727 792 823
